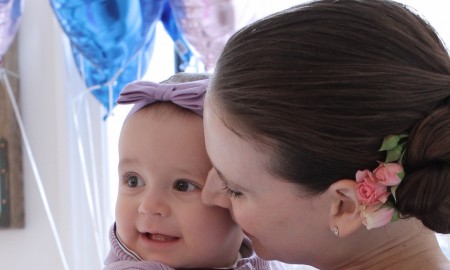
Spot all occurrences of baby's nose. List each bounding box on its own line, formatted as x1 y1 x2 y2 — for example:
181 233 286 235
138 189 171 217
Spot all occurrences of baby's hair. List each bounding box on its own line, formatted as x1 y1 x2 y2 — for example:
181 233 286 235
162 72 210 84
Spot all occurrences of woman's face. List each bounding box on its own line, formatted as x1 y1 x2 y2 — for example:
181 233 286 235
202 99 330 263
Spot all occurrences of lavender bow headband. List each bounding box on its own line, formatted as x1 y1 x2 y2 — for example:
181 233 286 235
116 79 209 117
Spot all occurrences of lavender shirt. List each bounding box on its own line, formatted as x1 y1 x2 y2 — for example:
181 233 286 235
104 224 271 270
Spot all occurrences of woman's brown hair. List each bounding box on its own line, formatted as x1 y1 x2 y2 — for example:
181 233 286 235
209 0 450 233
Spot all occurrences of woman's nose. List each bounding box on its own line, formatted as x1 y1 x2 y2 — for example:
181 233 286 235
201 169 232 210
138 189 170 217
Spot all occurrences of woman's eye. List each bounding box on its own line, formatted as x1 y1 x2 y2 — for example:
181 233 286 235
174 180 198 192
222 183 243 199
126 175 144 188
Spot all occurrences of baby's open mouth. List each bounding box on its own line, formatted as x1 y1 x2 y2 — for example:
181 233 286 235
144 233 179 242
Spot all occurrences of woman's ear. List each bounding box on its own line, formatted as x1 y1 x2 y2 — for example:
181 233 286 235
328 179 362 237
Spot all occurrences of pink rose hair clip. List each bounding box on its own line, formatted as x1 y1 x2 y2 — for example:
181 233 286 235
356 134 407 230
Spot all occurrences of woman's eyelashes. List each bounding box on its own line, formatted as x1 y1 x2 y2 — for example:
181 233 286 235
222 182 243 199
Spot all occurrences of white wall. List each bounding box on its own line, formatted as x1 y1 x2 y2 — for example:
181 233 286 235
0 0 74 269
0 0 71 268
0 0 107 269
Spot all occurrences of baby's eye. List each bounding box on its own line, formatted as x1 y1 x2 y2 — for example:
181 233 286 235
126 175 144 188
173 180 198 192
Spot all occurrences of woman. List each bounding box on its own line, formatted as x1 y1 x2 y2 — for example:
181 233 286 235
201 0 450 269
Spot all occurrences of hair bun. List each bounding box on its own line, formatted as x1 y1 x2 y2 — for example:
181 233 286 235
396 106 450 233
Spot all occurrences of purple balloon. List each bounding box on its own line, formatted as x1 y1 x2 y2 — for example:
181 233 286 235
169 0 236 71
0 0 23 64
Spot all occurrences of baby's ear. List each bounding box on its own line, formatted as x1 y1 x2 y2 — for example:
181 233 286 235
328 180 362 237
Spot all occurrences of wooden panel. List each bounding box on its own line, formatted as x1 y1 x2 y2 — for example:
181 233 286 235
0 38 24 228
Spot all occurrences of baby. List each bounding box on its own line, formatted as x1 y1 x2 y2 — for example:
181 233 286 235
104 73 270 270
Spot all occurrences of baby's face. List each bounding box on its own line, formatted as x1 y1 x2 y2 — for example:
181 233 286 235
116 104 243 268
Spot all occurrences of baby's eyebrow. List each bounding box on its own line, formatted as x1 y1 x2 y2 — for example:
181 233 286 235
118 158 137 168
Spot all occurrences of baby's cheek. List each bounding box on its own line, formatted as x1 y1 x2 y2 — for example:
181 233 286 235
210 206 240 233
115 200 136 234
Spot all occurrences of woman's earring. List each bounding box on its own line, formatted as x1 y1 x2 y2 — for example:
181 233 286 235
332 226 339 237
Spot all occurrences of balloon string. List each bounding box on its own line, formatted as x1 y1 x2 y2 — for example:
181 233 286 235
3 69 19 79
71 100 105 265
0 70 70 270
76 56 109 264
108 84 113 117
137 49 142 79
77 47 143 115
105 65 125 118
82 102 107 256
75 66 124 119
75 45 147 119
79 54 86 83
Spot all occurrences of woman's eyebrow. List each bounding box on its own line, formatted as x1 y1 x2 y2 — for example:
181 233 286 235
213 165 246 190
214 166 228 183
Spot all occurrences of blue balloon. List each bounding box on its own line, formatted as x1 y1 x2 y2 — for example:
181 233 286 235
72 32 156 116
50 0 166 113
160 0 192 70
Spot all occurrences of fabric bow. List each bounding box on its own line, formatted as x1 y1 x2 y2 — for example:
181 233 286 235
117 79 209 117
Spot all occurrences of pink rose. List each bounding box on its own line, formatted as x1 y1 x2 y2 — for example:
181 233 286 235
373 163 403 186
360 204 395 230
355 169 377 183
355 170 390 205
